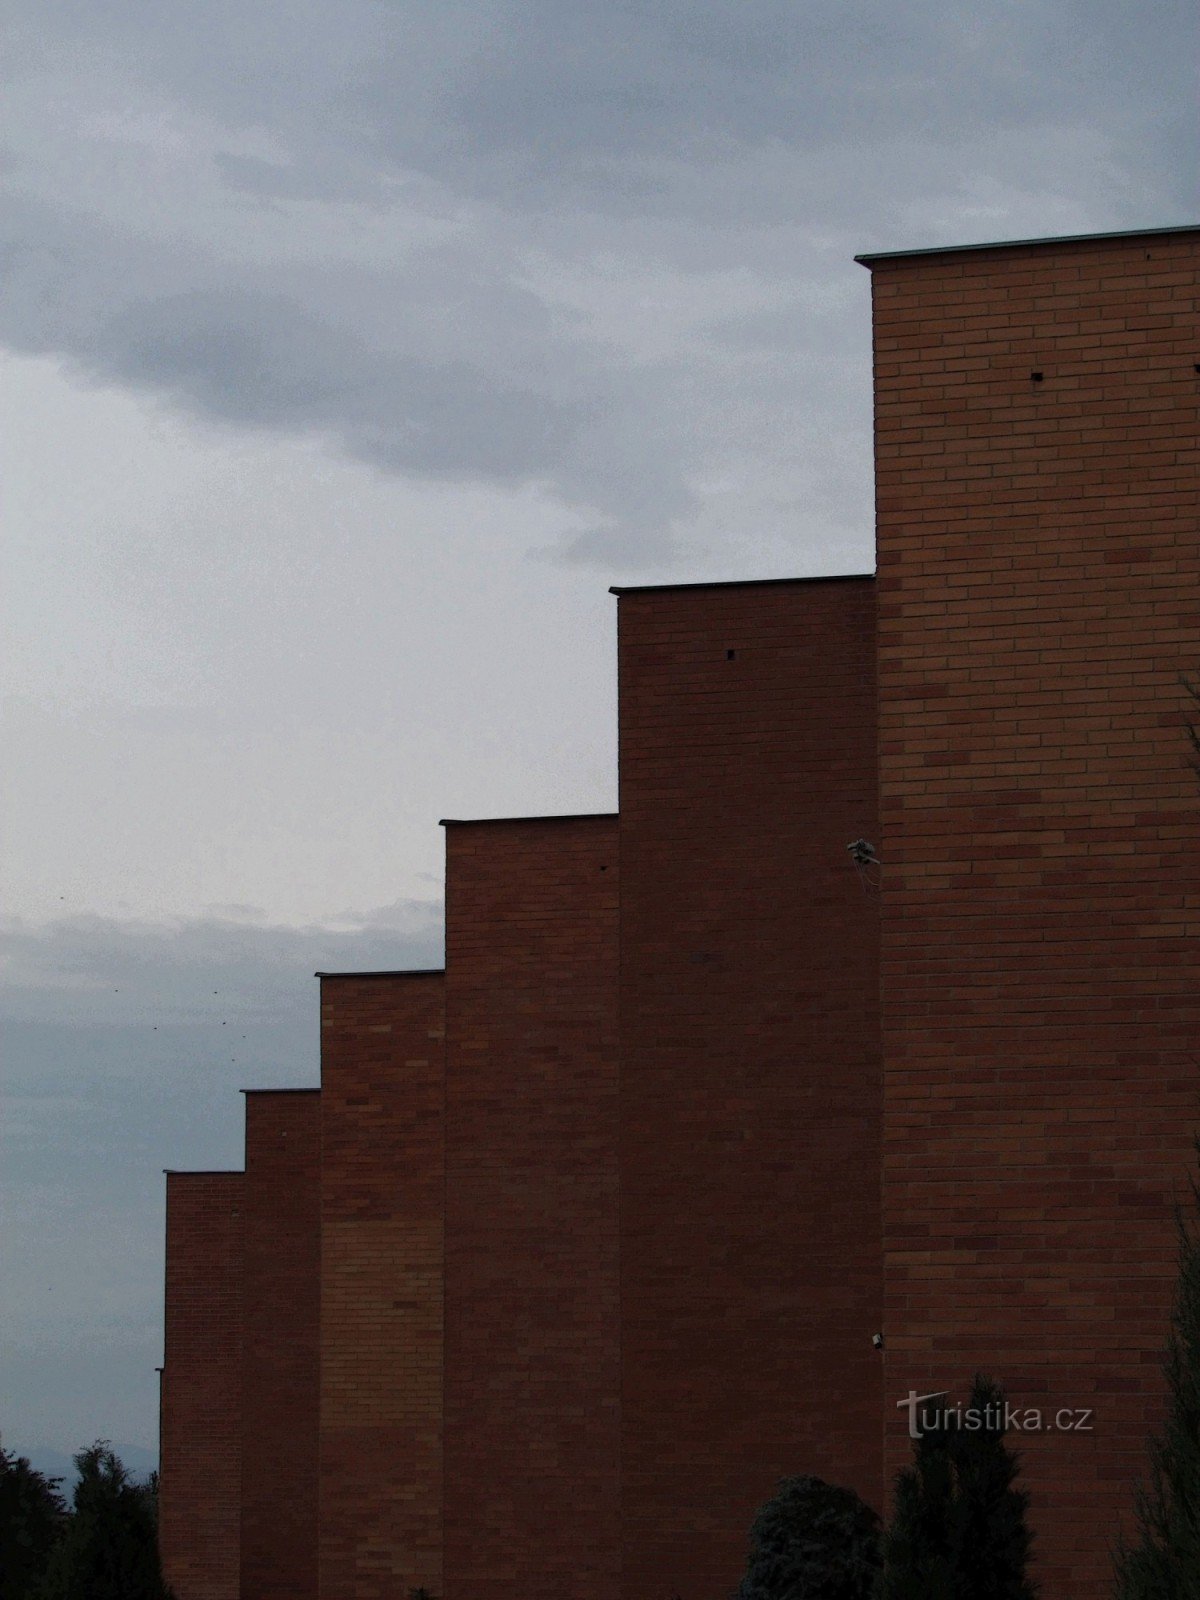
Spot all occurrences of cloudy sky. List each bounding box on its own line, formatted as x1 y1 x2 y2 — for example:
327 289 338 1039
1 0 1194 1466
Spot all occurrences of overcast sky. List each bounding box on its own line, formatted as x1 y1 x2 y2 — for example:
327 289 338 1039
1 0 1195 1465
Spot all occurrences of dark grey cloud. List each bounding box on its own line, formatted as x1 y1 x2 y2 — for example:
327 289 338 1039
1 905 442 1027
2 0 1192 566
88 288 593 482
22 0 1195 205
212 152 398 207
0 190 695 558
375 0 1196 208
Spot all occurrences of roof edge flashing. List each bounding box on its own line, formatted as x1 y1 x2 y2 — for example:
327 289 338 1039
240 1086 320 1095
855 222 1200 268
610 572 874 596
315 967 445 979
438 812 617 827
163 1168 241 1176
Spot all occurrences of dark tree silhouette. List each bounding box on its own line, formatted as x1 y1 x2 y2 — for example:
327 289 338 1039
878 1375 1036 1600
32 1442 173 1600
732 1474 880 1599
1113 1139 1200 1597
0 1444 67 1600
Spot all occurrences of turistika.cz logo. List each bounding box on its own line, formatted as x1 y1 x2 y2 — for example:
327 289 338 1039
896 1389 1095 1441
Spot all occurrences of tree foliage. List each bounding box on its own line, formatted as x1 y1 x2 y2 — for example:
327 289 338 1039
1113 1141 1200 1597
877 1375 1036 1600
732 1474 881 1600
0 1445 67 1600
31 1442 172 1600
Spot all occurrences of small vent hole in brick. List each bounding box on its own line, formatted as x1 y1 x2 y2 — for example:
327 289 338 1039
726 648 737 660
1031 371 1044 382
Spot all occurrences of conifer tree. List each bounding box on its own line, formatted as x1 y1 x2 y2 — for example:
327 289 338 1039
733 1474 880 1599
1112 1144 1200 1597
877 1375 1036 1600
32 1442 173 1600
0 1445 67 1600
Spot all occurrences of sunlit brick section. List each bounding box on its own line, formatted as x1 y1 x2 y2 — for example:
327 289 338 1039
616 577 882 1600
443 816 620 1600
318 970 446 1600
867 229 1200 1599
240 1090 320 1600
160 1172 243 1600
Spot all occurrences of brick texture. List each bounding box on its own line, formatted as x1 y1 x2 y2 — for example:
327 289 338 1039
616 579 882 1599
161 1172 243 1600
870 230 1200 1598
240 1090 320 1600
159 227 1200 1600
318 971 446 1600
443 816 621 1600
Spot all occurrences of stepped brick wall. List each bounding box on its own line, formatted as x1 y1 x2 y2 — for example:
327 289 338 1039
615 576 882 1599
868 228 1200 1597
318 971 446 1600
160 1172 243 1600
159 227 1199 1600
443 815 621 1600
240 1090 320 1600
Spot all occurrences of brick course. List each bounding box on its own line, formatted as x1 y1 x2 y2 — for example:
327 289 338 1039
240 1091 320 1600
161 1173 243 1600
318 971 446 1600
443 816 621 1600
868 229 1200 1599
616 578 882 1598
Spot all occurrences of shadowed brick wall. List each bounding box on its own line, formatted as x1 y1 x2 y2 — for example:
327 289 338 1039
443 816 620 1600
868 229 1200 1598
318 971 446 1600
615 578 882 1600
161 1172 243 1600
240 1090 320 1600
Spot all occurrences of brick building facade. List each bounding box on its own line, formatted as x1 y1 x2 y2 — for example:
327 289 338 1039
159 225 1200 1599
867 225 1200 1597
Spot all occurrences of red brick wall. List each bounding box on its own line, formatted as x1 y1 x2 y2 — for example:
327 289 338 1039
616 578 882 1599
240 1090 320 1600
869 230 1200 1598
318 971 446 1600
161 1172 243 1600
443 816 621 1600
